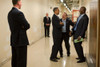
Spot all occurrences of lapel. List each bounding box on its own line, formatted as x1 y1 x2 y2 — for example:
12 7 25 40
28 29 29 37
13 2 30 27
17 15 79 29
77 14 86 25
66 18 69 23
45 17 48 21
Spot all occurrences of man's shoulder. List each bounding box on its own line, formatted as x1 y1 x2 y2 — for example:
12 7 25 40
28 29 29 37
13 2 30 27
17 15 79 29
66 18 70 20
52 14 58 19
83 14 89 18
11 7 22 15
60 19 62 21
81 14 89 21
66 18 72 22
44 16 47 19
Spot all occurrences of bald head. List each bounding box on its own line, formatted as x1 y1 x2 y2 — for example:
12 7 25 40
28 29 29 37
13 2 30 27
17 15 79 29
46 13 48 17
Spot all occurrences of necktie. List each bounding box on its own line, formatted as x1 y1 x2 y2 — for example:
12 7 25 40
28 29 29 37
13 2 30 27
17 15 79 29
47 17 49 22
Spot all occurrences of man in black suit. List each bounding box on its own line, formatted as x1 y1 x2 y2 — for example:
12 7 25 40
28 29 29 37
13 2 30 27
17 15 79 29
72 6 89 63
50 7 64 62
43 13 51 37
8 0 30 67
59 12 74 57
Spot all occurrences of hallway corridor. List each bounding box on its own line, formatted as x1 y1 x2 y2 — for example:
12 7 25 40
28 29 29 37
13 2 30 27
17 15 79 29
2 37 88 67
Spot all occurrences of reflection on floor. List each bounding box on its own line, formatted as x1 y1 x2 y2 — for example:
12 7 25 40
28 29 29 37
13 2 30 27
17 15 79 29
2 37 88 67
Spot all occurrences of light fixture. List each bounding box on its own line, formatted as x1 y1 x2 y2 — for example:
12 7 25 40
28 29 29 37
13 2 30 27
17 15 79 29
60 0 63 3
66 6 71 13
64 3 66 6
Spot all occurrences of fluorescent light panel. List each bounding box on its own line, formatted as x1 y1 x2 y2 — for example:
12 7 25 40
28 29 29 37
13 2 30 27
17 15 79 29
60 0 63 2
64 3 66 6
66 6 71 13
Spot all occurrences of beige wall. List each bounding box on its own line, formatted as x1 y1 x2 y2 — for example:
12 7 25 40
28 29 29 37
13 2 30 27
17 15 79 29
0 0 12 64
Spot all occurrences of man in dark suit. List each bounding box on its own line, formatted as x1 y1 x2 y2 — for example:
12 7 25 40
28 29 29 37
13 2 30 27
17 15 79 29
50 7 64 62
8 0 30 67
59 12 74 57
43 13 51 37
72 6 89 63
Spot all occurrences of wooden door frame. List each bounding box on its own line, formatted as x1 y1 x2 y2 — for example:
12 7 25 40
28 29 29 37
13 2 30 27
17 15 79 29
97 0 100 67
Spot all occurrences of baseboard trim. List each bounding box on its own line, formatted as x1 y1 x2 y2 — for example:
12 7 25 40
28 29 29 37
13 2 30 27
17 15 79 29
86 55 96 67
0 57 11 67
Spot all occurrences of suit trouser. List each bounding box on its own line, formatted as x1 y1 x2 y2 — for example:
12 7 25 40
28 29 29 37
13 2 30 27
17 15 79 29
59 33 70 56
74 42 85 60
45 27 50 37
11 46 27 67
50 38 62 59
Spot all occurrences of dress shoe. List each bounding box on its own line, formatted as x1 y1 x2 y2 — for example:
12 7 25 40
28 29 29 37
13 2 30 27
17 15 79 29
48 36 50 37
67 54 70 57
77 57 86 63
76 58 80 60
77 59 86 63
60 55 63 57
56 57 60 60
50 58 58 62
60 55 63 58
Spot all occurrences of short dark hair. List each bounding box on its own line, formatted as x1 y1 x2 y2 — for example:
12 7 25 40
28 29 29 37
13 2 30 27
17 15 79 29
12 0 20 5
81 6 86 13
53 7 58 12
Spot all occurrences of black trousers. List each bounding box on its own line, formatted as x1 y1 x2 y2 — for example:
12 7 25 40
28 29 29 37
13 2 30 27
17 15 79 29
11 46 27 67
74 42 85 60
50 38 62 59
45 27 50 37
59 33 70 56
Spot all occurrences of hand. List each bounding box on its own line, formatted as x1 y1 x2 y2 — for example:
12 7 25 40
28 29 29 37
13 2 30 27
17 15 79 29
69 31 72 36
77 36 81 41
60 22 64 25
74 21 77 24
46 24 50 26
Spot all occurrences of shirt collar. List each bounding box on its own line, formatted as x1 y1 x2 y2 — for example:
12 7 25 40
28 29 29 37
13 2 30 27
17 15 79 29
62 19 66 21
13 7 20 11
80 14 85 17
54 14 57 16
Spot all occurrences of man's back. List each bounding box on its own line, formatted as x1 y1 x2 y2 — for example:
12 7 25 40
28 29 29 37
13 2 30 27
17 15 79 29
8 7 30 47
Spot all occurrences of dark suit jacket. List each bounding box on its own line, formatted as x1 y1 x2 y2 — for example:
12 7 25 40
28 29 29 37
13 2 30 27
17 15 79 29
43 16 51 27
52 14 63 38
60 18 74 34
72 14 89 39
8 7 30 47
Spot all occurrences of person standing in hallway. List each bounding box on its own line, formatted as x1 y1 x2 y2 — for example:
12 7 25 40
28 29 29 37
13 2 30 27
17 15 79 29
8 0 30 67
50 7 64 62
72 6 89 63
43 13 51 37
59 12 74 57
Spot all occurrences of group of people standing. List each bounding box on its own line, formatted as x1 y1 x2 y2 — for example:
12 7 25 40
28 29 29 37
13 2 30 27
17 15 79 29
7 0 89 67
49 7 89 63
